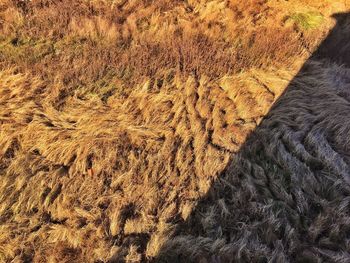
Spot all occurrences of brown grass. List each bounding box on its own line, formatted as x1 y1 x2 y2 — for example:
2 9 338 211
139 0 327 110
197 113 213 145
0 0 349 262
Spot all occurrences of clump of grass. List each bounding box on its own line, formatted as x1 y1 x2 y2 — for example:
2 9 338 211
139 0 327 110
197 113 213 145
287 11 325 30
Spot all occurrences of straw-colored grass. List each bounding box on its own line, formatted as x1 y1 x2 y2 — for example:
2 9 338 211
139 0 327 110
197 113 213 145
0 0 349 262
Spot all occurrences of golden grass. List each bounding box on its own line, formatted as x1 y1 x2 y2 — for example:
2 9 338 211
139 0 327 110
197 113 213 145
0 0 349 262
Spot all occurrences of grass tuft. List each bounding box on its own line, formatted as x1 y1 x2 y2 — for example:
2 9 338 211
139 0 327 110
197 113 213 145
288 11 325 30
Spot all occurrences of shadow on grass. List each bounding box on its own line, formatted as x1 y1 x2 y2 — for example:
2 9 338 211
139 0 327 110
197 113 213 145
154 12 350 263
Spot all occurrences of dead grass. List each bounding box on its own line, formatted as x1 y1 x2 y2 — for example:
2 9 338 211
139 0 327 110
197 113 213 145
0 0 349 262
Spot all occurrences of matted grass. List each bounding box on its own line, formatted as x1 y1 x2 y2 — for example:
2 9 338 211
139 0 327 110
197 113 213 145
0 0 349 262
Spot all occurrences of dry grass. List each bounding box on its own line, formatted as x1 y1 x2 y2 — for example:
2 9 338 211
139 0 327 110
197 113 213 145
0 0 349 262
157 60 350 262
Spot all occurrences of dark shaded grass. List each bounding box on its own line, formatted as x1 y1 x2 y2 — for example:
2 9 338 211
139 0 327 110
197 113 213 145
154 12 350 263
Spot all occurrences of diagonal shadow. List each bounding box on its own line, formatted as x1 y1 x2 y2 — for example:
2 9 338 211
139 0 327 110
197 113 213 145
155 12 350 263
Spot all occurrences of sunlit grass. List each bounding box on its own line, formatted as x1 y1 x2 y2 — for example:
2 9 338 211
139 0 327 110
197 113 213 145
0 0 348 261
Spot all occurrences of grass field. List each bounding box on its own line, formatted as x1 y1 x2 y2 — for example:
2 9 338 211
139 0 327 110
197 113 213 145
0 0 350 262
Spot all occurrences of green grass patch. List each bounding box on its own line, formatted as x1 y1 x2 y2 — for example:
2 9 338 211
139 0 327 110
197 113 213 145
287 11 324 30
0 37 55 64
